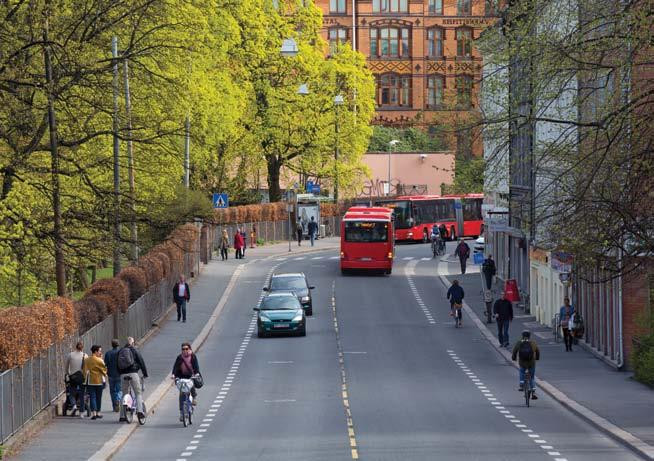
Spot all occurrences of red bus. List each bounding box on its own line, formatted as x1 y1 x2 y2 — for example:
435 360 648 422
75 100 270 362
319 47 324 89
374 194 483 242
340 207 395 275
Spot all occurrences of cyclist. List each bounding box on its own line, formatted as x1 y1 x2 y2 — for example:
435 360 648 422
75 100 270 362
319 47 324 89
172 342 201 415
430 226 442 256
511 330 540 400
446 279 465 323
117 337 148 422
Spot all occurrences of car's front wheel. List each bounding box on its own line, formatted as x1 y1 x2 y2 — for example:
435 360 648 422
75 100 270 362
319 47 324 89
297 325 306 337
306 305 313 316
257 327 266 338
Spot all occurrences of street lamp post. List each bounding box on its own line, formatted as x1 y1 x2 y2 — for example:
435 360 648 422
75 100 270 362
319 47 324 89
387 139 400 196
333 94 344 203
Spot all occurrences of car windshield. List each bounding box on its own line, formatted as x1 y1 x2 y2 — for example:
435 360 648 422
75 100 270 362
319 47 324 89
260 296 301 311
270 276 306 291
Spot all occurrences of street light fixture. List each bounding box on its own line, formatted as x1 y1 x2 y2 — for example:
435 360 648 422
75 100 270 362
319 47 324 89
333 94 344 203
280 38 299 57
387 139 400 196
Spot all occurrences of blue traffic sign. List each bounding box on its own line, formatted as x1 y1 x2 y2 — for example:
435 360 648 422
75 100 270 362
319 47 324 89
213 193 229 209
311 184 321 194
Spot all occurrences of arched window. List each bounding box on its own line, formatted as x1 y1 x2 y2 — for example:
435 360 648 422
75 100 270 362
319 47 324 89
427 27 443 57
456 28 472 57
426 75 445 108
376 74 412 107
370 26 411 58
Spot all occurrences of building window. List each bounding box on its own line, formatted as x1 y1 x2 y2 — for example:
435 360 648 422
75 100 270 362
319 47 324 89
372 0 408 13
457 0 472 15
330 0 346 13
426 75 445 108
377 74 412 107
370 27 411 58
427 28 443 57
485 0 498 16
329 28 348 54
428 0 443 14
456 75 473 108
456 28 472 57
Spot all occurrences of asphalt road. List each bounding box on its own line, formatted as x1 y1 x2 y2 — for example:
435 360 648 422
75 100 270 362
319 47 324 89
112 242 642 461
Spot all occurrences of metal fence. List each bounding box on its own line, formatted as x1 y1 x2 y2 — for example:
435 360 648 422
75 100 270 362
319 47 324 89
0 250 199 444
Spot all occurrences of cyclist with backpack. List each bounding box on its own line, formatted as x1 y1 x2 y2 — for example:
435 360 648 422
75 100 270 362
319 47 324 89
117 337 149 421
446 279 465 326
511 330 540 400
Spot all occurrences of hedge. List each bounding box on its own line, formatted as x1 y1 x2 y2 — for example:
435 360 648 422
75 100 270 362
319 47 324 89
633 335 654 387
213 201 344 224
118 266 148 304
85 278 130 314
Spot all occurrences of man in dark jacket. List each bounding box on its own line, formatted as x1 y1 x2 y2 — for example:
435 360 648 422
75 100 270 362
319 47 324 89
512 330 540 399
173 275 191 322
493 291 514 347
103 339 122 412
308 216 319 247
446 280 465 316
481 255 497 290
117 337 148 421
454 239 471 274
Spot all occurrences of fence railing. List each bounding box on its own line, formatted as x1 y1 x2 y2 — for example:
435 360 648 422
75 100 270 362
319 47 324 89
0 250 200 444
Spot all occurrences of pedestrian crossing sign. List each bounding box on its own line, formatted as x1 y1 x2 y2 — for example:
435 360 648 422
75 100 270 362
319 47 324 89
213 193 229 209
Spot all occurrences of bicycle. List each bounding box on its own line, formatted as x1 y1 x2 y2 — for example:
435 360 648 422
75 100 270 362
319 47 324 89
453 303 463 328
121 375 146 425
523 369 533 407
431 237 444 258
176 377 196 427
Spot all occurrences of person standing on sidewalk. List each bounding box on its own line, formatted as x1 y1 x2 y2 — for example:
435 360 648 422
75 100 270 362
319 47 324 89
296 220 303 246
559 297 575 351
83 345 108 420
173 275 191 322
103 339 122 412
511 330 540 400
118 337 148 422
493 291 514 347
65 341 88 417
308 216 318 247
454 239 470 274
241 227 247 257
219 229 230 261
482 254 496 290
234 227 245 259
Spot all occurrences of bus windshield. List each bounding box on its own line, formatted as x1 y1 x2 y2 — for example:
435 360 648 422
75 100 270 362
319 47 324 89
344 221 389 242
375 200 412 228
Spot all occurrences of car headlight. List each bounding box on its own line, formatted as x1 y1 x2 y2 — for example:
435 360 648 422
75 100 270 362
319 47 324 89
301 296 310 302
259 314 272 323
292 314 304 322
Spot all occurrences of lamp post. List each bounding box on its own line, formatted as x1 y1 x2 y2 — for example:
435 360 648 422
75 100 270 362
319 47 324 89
333 94 344 203
286 189 295 252
193 217 202 276
387 139 400 196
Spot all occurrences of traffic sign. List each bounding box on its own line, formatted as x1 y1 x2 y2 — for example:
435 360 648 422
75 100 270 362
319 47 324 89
306 181 314 192
212 193 229 209
311 184 321 194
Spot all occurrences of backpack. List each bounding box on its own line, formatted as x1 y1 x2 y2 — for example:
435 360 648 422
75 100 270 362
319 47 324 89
518 340 534 362
117 347 135 372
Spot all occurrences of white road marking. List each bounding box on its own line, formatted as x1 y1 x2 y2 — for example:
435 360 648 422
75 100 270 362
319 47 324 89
312 256 324 260
403 256 414 260
421 257 431 261
404 260 437 324
329 256 339 259
294 257 306 260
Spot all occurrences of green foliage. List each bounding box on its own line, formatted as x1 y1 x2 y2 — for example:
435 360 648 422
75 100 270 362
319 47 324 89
442 158 485 195
368 126 447 153
633 335 654 387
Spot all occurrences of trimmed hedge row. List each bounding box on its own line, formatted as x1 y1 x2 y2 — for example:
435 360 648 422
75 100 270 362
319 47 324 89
0 224 200 371
212 201 346 224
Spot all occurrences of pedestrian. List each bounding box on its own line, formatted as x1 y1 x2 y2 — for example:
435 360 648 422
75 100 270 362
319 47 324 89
241 228 247 256
308 216 318 247
172 342 201 411
559 297 575 351
439 223 448 241
446 279 465 320
454 239 471 274
173 275 191 322
296 220 303 246
118 337 148 422
493 291 514 347
65 341 88 417
83 344 108 420
481 254 497 290
251 225 256 248
219 229 229 261
103 339 122 412
511 330 540 399
234 227 245 258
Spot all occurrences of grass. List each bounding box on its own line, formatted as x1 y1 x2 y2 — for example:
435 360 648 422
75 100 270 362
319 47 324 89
72 266 117 300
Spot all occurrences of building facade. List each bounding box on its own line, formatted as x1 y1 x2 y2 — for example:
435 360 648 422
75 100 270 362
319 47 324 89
316 0 497 157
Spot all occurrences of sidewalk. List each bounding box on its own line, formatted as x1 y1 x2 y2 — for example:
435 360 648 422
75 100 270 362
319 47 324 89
449 273 654 460
8 237 339 461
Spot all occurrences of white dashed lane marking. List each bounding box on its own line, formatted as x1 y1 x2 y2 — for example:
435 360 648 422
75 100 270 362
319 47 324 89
447 350 568 461
404 260 436 324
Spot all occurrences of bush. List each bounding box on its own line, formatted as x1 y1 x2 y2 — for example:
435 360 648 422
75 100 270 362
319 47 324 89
118 266 148 304
85 278 129 314
0 307 35 370
633 335 654 387
73 298 103 333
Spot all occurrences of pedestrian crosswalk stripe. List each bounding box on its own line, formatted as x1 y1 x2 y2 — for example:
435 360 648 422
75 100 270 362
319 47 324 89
329 256 339 260
402 257 414 260
421 257 431 261
275 258 287 261
294 257 305 260
312 256 323 260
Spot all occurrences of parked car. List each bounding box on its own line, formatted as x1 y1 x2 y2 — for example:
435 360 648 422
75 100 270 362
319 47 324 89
473 236 485 254
263 273 314 315
254 292 306 337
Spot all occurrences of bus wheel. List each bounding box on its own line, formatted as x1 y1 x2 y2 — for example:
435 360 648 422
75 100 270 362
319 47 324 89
386 268 392 275
422 230 429 243
450 227 457 241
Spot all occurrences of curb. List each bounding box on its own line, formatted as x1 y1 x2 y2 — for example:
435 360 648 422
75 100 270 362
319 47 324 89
437 274 654 461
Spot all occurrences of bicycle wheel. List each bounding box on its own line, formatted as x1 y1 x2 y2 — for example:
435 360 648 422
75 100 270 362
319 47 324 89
182 402 188 427
137 402 147 425
524 373 531 407
188 404 193 425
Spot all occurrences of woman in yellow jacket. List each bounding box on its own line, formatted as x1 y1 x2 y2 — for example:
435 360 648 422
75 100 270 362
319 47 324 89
83 345 108 420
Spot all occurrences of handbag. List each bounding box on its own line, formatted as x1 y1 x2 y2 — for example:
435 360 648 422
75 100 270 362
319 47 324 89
192 373 204 389
68 355 85 386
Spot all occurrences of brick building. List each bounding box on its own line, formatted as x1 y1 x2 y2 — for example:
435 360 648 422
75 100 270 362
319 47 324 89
316 0 497 157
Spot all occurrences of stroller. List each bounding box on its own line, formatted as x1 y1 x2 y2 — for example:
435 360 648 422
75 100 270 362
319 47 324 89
62 375 91 417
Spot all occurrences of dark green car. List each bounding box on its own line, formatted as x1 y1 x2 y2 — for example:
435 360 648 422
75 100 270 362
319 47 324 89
255 292 306 338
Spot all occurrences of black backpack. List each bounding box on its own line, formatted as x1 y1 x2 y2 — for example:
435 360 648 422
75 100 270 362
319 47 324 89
117 347 135 372
518 340 534 361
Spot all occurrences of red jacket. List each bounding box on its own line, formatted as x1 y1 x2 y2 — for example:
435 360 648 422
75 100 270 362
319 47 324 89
234 233 244 249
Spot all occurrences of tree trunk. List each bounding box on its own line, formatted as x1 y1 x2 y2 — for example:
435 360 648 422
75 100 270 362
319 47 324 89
267 155 282 202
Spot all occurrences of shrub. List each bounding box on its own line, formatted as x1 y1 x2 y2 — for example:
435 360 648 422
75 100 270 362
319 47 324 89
118 266 148 304
138 254 164 285
0 307 34 370
85 278 129 314
633 335 654 387
73 299 103 333
151 251 170 278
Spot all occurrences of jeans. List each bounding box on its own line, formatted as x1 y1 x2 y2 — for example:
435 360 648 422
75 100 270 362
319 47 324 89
108 376 122 408
176 298 187 321
310 232 315 246
297 231 302 246
497 319 510 346
120 373 144 416
519 366 536 390
220 248 228 260
563 327 573 350
87 385 104 412
459 257 467 274
68 384 86 412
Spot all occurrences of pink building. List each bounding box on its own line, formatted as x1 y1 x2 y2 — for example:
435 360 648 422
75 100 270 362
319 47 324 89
356 151 455 199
